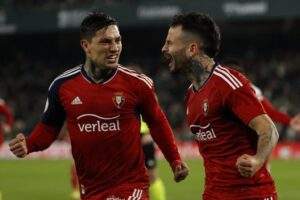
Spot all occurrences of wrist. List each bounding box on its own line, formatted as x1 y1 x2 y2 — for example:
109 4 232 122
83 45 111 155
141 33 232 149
254 154 265 165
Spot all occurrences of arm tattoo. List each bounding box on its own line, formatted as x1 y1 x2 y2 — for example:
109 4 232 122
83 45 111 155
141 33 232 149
256 124 279 162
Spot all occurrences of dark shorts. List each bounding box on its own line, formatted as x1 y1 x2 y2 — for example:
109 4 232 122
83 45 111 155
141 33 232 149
142 141 156 169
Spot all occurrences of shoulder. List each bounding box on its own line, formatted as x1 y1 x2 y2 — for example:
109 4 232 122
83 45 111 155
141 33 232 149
117 65 154 89
251 84 264 100
48 65 81 91
212 65 248 91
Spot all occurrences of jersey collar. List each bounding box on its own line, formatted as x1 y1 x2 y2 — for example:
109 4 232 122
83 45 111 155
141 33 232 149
80 64 118 84
192 62 219 93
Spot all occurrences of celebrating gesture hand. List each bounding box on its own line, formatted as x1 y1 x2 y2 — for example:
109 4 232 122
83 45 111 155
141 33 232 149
9 133 28 158
236 154 264 178
172 160 189 182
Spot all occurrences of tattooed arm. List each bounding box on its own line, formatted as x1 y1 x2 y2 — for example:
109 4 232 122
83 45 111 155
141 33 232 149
236 114 279 178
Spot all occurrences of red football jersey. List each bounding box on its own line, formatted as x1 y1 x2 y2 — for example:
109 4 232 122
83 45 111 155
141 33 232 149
186 64 276 199
26 65 181 199
0 98 13 144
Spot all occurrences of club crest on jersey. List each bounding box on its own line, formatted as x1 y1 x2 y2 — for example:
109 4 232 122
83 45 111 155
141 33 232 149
113 92 125 109
203 99 209 116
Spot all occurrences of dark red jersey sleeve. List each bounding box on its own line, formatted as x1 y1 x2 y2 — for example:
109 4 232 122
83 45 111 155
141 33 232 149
0 100 13 125
26 122 61 153
139 83 182 168
26 76 66 153
261 97 291 126
225 78 266 125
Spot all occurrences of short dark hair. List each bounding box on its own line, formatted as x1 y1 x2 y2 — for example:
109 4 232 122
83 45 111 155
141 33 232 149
170 12 221 58
80 11 117 40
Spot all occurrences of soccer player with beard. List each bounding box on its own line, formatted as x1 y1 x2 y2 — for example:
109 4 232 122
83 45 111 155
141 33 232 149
162 12 279 200
9 11 188 200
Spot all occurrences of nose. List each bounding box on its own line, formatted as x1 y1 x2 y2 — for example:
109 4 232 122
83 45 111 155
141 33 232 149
110 42 120 52
161 44 168 53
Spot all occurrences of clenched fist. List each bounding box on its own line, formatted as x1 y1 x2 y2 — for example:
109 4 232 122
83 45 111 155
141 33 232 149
9 133 28 158
236 154 264 178
172 160 189 182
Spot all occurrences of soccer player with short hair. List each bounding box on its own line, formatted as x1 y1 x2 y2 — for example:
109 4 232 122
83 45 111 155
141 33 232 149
162 12 279 200
9 11 188 200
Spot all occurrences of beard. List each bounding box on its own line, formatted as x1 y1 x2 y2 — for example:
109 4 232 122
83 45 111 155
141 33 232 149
162 48 206 79
161 48 188 74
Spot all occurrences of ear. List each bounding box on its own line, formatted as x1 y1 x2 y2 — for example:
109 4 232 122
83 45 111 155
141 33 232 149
80 39 90 55
187 43 199 58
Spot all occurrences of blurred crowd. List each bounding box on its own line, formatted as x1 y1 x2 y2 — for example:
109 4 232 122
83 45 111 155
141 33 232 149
1 0 147 8
1 25 299 142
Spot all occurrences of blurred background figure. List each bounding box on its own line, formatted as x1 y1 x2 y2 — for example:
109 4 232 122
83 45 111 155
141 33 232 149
0 97 13 200
125 64 167 200
223 61 300 134
141 120 166 200
0 98 13 148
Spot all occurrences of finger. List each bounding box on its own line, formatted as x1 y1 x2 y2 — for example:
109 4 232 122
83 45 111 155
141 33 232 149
239 171 251 178
175 169 189 182
9 143 24 152
9 139 20 147
16 133 25 141
237 166 252 175
13 148 27 157
237 161 252 168
175 173 186 182
236 156 250 166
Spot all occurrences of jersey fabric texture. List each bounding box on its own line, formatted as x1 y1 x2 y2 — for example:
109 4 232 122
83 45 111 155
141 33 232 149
185 64 277 199
25 65 181 199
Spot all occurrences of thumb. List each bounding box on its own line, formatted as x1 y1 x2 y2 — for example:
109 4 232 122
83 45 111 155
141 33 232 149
16 133 25 141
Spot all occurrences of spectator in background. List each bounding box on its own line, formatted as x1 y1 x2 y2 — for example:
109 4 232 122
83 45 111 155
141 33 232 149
8 11 188 200
162 12 279 199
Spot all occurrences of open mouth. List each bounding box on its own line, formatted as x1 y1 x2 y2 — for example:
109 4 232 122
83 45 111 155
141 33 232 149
162 53 173 67
107 55 118 63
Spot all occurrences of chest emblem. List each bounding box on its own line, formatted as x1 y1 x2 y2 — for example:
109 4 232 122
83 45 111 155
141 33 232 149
203 99 209 116
113 92 125 109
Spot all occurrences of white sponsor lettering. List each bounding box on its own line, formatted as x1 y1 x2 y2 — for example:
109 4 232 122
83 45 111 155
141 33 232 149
77 114 121 133
190 123 217 142
78 120 120 133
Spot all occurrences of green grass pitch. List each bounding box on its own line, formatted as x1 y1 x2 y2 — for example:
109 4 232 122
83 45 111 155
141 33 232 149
0 159 299 200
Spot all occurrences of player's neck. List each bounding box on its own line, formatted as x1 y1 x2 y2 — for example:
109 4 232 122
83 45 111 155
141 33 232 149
186 58 214 90
84 59 113 83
